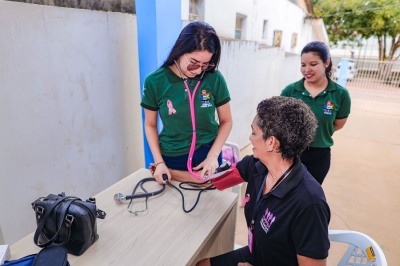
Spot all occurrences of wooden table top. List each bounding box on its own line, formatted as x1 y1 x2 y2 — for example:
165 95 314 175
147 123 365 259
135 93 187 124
10 168 238 265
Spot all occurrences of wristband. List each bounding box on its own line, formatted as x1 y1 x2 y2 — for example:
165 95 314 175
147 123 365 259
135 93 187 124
149 161 165 175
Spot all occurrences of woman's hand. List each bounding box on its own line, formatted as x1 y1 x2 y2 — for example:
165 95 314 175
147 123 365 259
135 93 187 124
152 163 171 184
193 155 219 179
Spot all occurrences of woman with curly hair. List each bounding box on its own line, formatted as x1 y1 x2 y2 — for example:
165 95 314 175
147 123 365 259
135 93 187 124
197 96 330 266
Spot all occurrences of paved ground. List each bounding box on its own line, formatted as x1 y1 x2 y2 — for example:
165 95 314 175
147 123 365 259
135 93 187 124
234 95 400 265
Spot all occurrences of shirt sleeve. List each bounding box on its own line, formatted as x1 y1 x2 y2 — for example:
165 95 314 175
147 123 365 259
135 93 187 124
291 203 330 259
336 87 351 119
280 83 294 97
140 77 158 111
236 155 261 183
213 71 231 107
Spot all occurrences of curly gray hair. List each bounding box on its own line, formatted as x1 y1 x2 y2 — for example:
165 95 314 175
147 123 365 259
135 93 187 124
256 96 317 160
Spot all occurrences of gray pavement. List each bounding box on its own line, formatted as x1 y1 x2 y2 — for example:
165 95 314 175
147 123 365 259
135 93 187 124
235 97 400 265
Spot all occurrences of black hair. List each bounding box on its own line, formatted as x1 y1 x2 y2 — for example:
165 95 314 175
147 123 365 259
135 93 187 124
256 96 317 161
301 41 332 77
161 21 221 72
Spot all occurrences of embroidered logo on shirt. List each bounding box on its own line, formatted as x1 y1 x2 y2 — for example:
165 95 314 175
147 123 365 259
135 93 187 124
323 100 334 115
167 100 177 115
199 89 212 108
260 208 276 234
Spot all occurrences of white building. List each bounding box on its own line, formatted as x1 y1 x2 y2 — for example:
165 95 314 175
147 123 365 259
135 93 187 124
181 0 329 54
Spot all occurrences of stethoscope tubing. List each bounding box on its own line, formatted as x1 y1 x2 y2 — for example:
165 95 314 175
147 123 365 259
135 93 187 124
184 78 202 179
174 61 206 180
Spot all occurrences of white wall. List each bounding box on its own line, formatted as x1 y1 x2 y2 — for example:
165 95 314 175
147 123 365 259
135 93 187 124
184 0 313 54
219 41 301 147
0 1 144 244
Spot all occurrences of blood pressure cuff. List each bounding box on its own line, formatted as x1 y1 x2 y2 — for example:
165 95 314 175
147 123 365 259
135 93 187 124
211 165 244 190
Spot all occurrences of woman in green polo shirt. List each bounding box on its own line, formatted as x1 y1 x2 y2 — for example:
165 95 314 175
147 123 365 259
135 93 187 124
281 41 351 184
141 21 232 184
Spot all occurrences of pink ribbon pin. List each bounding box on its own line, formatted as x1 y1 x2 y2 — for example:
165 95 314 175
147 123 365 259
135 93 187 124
167 100 177 115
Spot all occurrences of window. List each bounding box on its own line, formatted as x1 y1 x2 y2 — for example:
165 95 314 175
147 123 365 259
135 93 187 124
273 30 282 47
291 33 298 48
262 20 268 40
189 0 204 21
235 14 246 40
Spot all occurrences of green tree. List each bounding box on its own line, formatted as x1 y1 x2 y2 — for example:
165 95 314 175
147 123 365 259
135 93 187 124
313 0 400 61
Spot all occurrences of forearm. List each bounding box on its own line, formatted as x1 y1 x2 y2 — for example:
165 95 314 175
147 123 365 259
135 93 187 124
208 119 232 160
297 256 326 266
333 117 348 131
144 125 164 163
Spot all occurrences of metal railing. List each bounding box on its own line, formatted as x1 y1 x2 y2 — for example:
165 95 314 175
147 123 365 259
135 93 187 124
332 58 400 102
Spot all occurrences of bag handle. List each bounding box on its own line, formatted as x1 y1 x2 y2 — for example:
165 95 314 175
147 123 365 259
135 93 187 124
33 197 77 248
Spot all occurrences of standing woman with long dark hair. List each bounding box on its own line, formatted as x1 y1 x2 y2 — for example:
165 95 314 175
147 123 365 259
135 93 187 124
281 41 351 184
141 21 232 184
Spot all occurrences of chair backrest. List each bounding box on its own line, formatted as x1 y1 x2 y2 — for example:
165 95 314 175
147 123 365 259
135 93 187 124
222 141 240 165
329 230 387 266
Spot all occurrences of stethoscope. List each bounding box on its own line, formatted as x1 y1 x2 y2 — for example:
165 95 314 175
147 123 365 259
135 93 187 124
114 174 215 214
174 60 206 180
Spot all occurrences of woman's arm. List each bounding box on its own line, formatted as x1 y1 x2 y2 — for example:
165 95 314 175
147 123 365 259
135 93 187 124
144 109 170 183
333 117 348 131
194 102 233 178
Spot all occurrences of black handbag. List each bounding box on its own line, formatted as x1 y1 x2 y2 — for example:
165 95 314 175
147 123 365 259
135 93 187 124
31 192 106 256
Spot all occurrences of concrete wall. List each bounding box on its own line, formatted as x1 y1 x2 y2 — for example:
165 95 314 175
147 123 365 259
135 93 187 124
0 1 302 244
219 41 301 148
6 0 135 13
0 1 143 244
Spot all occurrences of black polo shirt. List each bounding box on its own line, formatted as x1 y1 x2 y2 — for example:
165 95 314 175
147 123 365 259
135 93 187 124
237 155 330 265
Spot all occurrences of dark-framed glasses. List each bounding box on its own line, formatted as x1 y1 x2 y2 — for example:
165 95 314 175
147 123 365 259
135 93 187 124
184 55 215 71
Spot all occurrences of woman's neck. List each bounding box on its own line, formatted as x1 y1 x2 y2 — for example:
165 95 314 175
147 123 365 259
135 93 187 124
304 77 328 97
263 159 294 194
170 60 188 79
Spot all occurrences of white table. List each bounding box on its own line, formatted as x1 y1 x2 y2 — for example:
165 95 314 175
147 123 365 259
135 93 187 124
10 168 238 265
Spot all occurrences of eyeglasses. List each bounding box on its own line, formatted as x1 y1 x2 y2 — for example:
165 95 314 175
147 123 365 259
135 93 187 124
184 55 215 72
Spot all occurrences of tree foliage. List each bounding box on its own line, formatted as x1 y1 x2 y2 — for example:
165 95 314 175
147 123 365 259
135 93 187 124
312 0 400 61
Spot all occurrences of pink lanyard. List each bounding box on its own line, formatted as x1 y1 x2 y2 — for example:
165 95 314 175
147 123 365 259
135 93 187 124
184 79 202 179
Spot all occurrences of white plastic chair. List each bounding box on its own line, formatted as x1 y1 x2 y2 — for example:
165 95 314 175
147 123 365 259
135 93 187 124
329 230 388 266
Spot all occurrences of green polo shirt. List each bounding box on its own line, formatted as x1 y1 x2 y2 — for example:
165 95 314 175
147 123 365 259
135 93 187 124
141 67 231 157
281 78 351 148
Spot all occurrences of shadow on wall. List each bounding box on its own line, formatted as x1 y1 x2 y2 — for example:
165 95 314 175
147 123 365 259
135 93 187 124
6 0 135 13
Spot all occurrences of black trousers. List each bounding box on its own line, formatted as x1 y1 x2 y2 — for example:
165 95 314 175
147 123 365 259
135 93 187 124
300 147 331 184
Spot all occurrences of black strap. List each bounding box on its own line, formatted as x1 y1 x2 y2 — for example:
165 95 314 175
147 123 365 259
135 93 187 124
33 195 66 247
33 197 77 247
250 163 295 228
